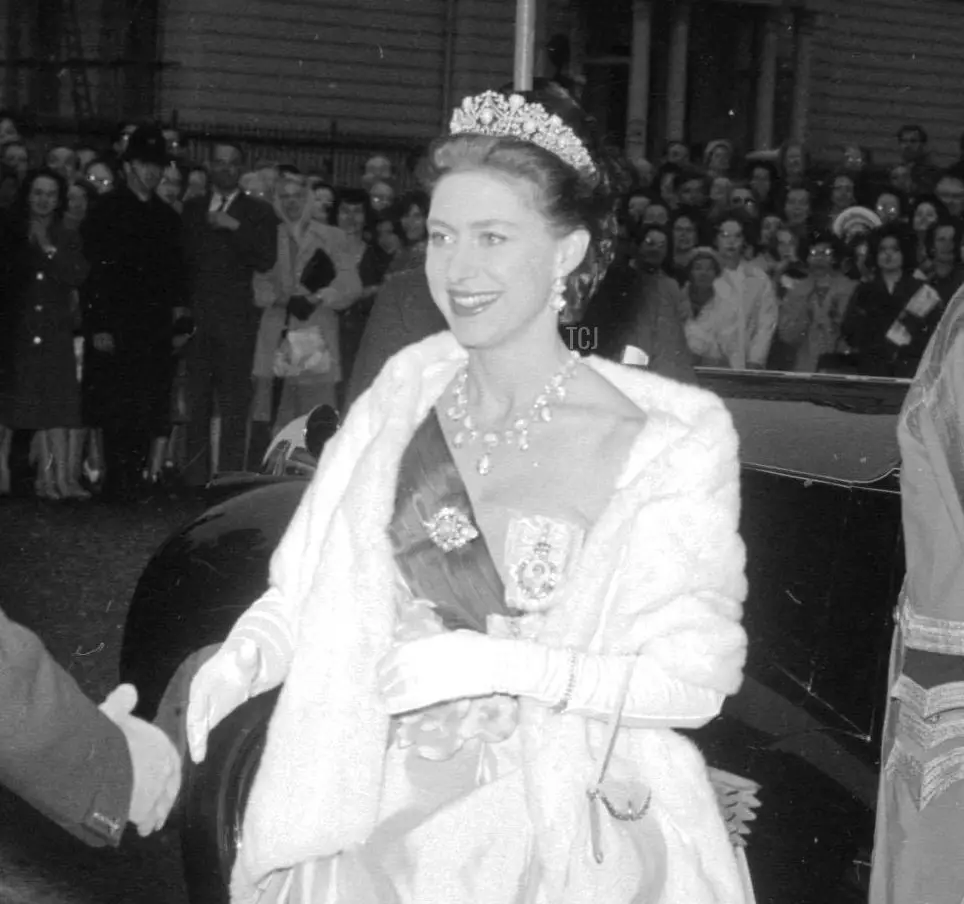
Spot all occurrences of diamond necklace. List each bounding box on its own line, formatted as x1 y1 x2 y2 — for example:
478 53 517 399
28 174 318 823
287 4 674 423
446 351 581 476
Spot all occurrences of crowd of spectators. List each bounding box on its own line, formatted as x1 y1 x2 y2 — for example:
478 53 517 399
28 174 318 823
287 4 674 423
598 124 964 383
0 107 961 502
0 112 429 501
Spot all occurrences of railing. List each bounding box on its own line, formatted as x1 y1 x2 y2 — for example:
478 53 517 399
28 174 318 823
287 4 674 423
175 121 426 189
20 114 428 190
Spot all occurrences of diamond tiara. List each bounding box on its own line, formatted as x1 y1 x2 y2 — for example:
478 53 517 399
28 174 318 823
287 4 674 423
449 90 598 179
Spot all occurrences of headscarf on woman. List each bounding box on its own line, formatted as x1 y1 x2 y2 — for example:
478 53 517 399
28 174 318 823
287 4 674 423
250 173 362 428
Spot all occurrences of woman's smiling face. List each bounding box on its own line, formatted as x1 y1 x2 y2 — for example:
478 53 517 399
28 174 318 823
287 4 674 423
425 168 585 351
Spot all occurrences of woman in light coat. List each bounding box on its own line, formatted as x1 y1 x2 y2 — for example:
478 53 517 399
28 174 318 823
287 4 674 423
777 231 856 372
251 174 362 431
685 216 777 370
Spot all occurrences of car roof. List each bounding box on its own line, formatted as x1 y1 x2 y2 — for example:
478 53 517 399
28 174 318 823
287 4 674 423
724 396 900 485
696 369 906 486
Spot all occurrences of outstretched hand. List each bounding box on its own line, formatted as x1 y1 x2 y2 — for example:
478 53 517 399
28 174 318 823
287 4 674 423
100 684 182 837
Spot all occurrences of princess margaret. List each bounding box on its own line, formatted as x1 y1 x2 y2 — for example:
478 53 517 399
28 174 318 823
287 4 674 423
187 85 751 904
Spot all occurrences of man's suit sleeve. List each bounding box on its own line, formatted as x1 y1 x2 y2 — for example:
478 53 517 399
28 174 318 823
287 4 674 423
0 609 133 847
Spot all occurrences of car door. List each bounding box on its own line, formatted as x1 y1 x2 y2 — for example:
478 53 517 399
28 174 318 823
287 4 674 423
691 369 906 902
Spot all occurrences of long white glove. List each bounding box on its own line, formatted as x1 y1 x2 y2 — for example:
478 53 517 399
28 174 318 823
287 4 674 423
377 631 722 727
378 630 567 713
186 639 263 763
99 684 182 836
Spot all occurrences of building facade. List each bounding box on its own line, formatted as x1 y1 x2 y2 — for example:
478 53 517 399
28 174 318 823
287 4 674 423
2 0 963 169
585 0 964 167
153 0 578 140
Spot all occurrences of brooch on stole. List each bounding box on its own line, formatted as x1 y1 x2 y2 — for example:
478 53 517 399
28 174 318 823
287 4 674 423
423 506 479 553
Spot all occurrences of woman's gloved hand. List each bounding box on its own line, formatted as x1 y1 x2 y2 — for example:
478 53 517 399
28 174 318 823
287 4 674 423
186 639 262 763
377 630 571 715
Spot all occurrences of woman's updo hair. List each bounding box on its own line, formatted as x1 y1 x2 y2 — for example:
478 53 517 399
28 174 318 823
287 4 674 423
419 82 618 320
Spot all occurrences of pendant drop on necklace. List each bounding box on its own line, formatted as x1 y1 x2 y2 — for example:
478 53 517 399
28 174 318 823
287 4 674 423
447 351 580 476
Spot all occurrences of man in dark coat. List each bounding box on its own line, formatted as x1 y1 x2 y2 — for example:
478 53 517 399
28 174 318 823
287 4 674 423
82 124 187 499
0 608 180 844
343 261 447 411
181 143 278 484
577 233 696 385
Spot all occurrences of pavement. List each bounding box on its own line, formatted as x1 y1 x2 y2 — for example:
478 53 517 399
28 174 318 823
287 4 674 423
0 492 206 904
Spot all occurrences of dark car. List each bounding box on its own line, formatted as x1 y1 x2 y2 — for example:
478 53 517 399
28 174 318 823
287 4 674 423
119 369 907 904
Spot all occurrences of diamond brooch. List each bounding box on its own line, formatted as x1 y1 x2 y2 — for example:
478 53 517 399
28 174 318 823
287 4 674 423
424 506 479 553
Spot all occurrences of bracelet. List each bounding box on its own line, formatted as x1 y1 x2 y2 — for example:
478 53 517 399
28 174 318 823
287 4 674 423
551 648 578 714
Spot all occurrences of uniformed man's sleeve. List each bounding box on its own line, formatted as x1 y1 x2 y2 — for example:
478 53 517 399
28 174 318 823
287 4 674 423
0 608 133 847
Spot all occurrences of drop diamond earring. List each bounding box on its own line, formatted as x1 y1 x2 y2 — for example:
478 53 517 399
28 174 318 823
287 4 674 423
549 277 567 314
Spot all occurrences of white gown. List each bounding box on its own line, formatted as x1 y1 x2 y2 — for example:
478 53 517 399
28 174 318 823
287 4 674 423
262 513 583 904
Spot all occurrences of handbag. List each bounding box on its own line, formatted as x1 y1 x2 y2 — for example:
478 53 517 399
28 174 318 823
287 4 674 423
299 248 337 294
273 323 332 378
586 663 657 863
563 663 666 903
575 664 761 902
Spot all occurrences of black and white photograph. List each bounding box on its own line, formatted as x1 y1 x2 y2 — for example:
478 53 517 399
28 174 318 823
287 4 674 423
1 0 962 902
